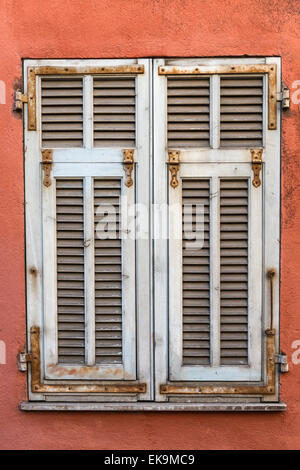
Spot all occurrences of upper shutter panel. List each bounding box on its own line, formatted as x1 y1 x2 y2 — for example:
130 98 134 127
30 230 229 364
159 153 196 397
167 77 210 148
220 76 263 148
93 77 136 147
220 178 249 365
41 77 83 148
56 178 85 364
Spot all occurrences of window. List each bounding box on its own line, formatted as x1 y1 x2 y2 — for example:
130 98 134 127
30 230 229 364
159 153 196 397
23 58 281 410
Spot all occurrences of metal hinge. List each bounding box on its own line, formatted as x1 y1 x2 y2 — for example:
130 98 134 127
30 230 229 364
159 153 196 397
14 90 28 111
41 149 53 187
123 149 135 187
275 353 289 373
251 149 263 188
18 352 32 372
168 150 180 188
277 82 290 109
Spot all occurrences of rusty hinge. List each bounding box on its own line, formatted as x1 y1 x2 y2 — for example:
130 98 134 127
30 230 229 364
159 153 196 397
18 351 32 372
41 149 53 187
123 149 134 187
277 82 290 110
275 353 289 373
251 149 263 188
168 150 180 188
14 89 28 111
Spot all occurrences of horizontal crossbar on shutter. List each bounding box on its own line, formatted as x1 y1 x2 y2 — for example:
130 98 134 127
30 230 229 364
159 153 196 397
56 178 85 364
93 78 136 147
94 179 123 364
220 178 249 365
182 179 210 365
167 77 210 148
220 76 264 148
41 77 83 148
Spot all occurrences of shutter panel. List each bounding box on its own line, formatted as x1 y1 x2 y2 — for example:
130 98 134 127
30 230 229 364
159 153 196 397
93 77 136 147
220 179 248 365
220 76 263 147
41 77 83 148
167 77 210 147
56 178 85 364
94 178 122 364
182 179 210 365
169 163 262 382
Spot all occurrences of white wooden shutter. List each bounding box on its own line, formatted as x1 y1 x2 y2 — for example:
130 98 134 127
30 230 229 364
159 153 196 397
154 58 281 401
25 60 151 398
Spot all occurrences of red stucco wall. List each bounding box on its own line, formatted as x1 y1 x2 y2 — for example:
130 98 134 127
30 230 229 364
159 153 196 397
0 0 300 450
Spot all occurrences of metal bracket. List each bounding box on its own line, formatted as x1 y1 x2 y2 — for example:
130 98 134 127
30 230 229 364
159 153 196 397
160 329 277 395
123 149 134 187
27 65 144 131
277 82 290 110
275 353 289 373
158 64 277 130
168 151 180 188
14 90 28 111
41 149 53 187
251 148 263 188
24 326 146 394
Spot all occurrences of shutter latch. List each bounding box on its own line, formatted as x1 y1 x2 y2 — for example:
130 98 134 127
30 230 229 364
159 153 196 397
277 82 290 110
18 351 32 372
251 149 263 188
41 149 53 187
14 89 28 111
168 150 180 188
123 149 134 187
275 353 289 373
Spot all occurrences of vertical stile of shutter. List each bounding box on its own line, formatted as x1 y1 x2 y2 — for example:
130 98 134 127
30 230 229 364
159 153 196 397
94 179 123 364
220 179 248 365
93 77 136 147
56 179 85 364
41 77 83 148
167 77 210 147
220 76 263 147
182 179 210 365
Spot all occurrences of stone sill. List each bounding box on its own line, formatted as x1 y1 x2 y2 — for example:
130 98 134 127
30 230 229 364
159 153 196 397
20 402 287 412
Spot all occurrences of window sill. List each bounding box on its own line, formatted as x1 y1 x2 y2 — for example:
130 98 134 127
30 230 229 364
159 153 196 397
20 402 287 412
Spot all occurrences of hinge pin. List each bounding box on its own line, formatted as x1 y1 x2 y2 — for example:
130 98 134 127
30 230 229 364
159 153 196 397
14 90 28 111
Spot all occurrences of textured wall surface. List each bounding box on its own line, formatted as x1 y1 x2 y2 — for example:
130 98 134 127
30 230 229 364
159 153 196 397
0 0 300 450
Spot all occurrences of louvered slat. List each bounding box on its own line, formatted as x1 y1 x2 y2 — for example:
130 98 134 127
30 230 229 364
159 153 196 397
56 179 85 364
94 179 122 364
220 76 263 147
93 77 136 147
41 77 83 148
167 77 210 148
182 179 210 365
220 179 248 365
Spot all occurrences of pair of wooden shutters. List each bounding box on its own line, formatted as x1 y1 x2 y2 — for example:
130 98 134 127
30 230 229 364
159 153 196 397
24 59 280 402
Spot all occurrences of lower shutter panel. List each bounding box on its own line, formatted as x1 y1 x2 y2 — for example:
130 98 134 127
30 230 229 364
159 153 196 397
220 179 249 365
56 179 85 364
182 179 210 365
94 179 123 364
